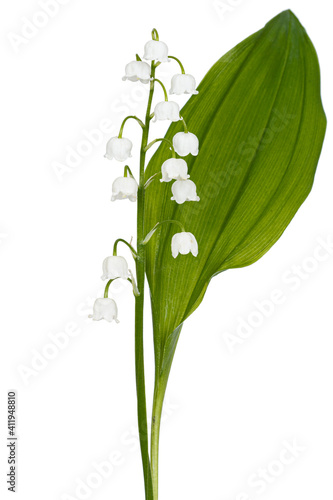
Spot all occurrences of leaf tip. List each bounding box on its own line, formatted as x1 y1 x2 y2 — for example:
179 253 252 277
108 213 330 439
271 9 302 28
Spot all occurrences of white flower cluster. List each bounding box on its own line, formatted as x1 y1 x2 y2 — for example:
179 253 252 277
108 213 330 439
105 34 200 207
91 30 201 323
89 256 132 323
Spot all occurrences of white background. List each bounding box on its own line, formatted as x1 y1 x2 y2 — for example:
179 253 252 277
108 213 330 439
1 0 332 499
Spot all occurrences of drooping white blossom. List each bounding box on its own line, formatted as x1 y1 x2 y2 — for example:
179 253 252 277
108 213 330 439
171 180 200 204
105 137 132 162
170 74 198 95
153 101 180 122
122 61 151 84
111 177 138 202
172 132 199 157
160 158 189 183
143 40 169 62
101 256 129 280
171 232 198 258
89 298 120 323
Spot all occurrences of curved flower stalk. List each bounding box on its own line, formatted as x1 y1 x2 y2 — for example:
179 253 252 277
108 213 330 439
89 27 200 500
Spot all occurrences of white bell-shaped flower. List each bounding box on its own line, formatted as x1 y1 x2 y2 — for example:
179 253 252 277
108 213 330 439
153 101 180 122
89 298 120 323
101 256 129 280
143 40 169 62
171 232 198 258
171 180 200 204
173 132 199 157
105 137 132 162
111 176 138 202
160 158 189 183
170 74 198 95
122 61 151 84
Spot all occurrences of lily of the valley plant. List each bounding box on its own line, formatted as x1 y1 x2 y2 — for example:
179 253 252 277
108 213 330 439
90 12 326 500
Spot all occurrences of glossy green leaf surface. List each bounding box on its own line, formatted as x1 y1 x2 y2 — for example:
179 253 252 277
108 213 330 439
144 10 326 379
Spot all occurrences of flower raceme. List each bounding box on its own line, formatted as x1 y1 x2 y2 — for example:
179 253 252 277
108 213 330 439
95 28 201 325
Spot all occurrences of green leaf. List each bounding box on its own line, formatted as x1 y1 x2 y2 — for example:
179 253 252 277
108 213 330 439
145 10 326 382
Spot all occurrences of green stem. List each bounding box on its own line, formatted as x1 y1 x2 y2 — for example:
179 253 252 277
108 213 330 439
135 62 156 500
118 115 144 137
152 29 159 41
144 138 176 157
113 238 137 258
150 325 182 500
152 79 168 101
181 117 189 133
104 278 116 298
124 165 134 178
168 55 186 74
